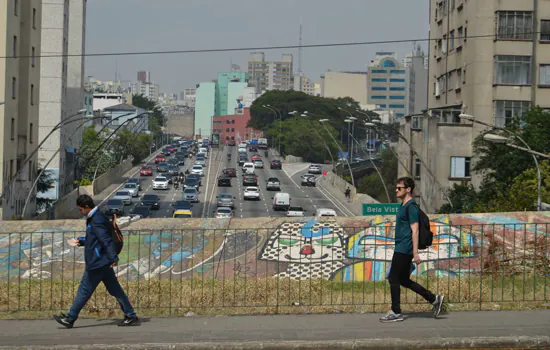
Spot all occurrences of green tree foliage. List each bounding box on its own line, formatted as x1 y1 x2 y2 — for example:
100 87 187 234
111 129 152 165
76 126 116 182
357 148 398 202
36 168 56 212
132 94 165 136
438 182 480 214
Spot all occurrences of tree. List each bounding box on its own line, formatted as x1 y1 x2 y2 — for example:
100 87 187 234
36 168 56 213
357 148 398 202
111 129 152 165
75 126 116 183
437 182 480 214
132 94 165 136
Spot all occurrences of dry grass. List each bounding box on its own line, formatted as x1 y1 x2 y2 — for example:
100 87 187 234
0 274 548 319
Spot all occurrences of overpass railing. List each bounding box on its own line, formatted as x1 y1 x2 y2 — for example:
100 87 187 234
0 222 548 316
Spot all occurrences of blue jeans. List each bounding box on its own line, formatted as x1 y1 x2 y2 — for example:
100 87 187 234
67 265 136 321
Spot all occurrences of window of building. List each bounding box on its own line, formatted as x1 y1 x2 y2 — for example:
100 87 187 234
464 27 468 41
371 69 387 74
493 100 531 127
432 108 461 123
231 136 235 140
494 55 531 85
12 77 16 99
442 35 447 54
231 120 235 124
30 84 34 105
389 104 405 109
390 70 406 74
450 157 471 178
32 8 37 29
226 120 230 124
496 11 533 40
381 59 396 67
13 36 17 57
28 161 32 181
389 96 405 100
457 27 464 47
456 69 462 88
226 136 229 140
10 160 13 178
371 96 387 100
449 30 455 50
11 118 15 140
396 113 405 117
389 87 405 91
29 123 33 144
542 20 550 41
448 71 454 91
411 116 422 130
540 64 550 86
372 87 387 91
372 78 387 83
14 0 18 15
415 159 421 179
231 128 235 132
390 78 406 83
378 104 387 108
31 47 35 67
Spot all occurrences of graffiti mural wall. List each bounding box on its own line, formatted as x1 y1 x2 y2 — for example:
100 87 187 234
0 211 548 281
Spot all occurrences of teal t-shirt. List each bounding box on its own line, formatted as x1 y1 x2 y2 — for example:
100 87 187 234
394 200 419 255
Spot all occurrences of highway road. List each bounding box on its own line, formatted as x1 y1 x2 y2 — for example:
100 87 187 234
100 144 353 219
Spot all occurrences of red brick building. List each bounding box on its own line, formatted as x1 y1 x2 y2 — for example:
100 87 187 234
212 108 264 145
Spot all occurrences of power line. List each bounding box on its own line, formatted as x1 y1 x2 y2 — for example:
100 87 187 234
1 32 537 60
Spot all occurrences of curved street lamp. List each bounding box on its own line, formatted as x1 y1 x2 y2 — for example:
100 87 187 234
262 104 283 155
301 113 335 166
461 113 543 211
319 118 356 188
366 121 454 210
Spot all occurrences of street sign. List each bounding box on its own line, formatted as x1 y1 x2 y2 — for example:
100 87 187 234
362 203 401 216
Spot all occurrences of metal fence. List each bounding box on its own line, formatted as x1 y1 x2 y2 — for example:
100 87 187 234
0 222 548 315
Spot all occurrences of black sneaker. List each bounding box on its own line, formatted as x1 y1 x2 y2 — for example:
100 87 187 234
118 316 139 326
432 295 445 318
53 314 75 329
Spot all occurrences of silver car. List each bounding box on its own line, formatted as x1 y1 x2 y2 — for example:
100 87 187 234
112 190 132 205
216 193 235 209
183 187 199 202
123 183 139 197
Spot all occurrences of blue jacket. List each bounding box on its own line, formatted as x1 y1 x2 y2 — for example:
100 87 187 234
78 209 119 270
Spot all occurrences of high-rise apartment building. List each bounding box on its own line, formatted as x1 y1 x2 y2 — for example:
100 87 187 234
131 81 159 101
137 71 151 84
398 0 550 213
404 45 428 115
367 52 408 117
294 73 316 96
248 52 293 91
321 71 368 106
0 0 42 219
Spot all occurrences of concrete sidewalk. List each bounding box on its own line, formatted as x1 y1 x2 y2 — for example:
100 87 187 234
0 310 548 349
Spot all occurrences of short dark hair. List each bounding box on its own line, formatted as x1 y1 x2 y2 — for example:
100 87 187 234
397 177 415 192
76 194 95 209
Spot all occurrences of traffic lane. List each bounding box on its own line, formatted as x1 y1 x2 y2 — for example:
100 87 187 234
250 161 280 218
221 147 249 218
290 167 350 217
200 148 224 218
237 162 272 218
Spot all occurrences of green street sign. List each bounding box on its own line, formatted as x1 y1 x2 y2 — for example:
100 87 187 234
362 203 401 216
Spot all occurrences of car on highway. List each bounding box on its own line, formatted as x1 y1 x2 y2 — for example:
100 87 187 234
123 183 139 197
173 209 192 218
155 155 166 164
127 177 141 189
174 154 186 165
197 151 208 159
272 192 291 211
301 173 316 187
167 158 180 166
167 165 180 176
242 174 258 186
140 194 161 209
184 177 199 190
238 156 248 166
112 190 132 205
308 164 322 174
166 146 175 153
315 208 337 217
195 159 206 167
242 162 255 174
214 207 233 219
191 165 204 176
140 166 153 176
217 175 231 187
153 176 170 190
270 160 282 169
162 147 171 155
183 187 199 202
171 200 193 213
253 159 264 168
222 168 237 177
243 186 261 201
187 173 202 186
130 205 151 218
216 193 235 209
106 199 124 215
287 206 306 217
156 162 169 173
266 177 281 191
251 154 262 161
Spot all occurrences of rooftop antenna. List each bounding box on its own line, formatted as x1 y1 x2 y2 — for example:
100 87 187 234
298 18 303 74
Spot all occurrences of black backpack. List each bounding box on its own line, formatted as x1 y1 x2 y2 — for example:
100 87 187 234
404 201 434 250
111 214 124 255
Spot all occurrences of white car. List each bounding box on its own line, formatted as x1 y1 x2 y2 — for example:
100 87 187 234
253 160 264 168
123 183 139 197
308 164 322 174
191 165 204 176
287 206 306 217
195 159 206 166
112 190 132 205
315 208 337 217
214 207 233 219
197 151 208 159
152 176 169 190
243 186 261 200
242 162 255 174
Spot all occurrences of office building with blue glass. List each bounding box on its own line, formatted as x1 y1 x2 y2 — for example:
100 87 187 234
367 52 408 118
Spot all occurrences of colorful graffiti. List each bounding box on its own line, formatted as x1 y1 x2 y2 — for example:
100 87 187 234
0 211 548 282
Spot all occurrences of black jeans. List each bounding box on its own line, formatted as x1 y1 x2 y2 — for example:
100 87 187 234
387 252 436 314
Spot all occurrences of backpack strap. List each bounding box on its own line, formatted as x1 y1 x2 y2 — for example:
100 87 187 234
403 200 417 223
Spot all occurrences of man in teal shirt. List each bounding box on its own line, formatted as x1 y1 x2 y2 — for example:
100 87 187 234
380 177 445 322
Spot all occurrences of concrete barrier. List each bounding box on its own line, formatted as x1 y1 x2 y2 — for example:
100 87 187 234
92 157 134 196
326 171 378 204
34 185 93 220
285 155 304 163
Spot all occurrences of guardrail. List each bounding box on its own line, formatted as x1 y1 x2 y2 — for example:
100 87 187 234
0 222 548 315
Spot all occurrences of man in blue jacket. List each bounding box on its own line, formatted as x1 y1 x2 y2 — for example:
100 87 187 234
53 195 138 328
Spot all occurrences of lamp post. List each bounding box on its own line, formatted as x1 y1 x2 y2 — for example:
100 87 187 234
461 113 543 211
301 113 335 166
262 104 282 154
319 119 355 188
366 121 454 210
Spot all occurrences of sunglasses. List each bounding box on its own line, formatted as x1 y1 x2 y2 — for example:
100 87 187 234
395 186 408 190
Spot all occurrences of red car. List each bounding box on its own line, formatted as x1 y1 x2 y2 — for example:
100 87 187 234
227 140 236 146
166 146 175 153
140 166 153 176
155 156 166 164
270 160 282 169
251 155 262 161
